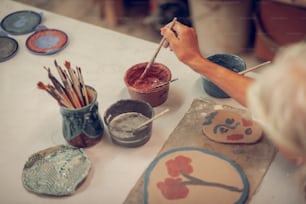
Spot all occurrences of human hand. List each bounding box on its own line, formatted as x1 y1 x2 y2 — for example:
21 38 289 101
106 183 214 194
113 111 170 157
161 21 203 66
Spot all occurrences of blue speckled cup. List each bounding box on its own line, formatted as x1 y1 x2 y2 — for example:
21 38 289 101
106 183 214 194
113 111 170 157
202 54 246 98
60 86 104 148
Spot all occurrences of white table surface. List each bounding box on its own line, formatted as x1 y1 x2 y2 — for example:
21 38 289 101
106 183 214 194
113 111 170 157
0 1 304 203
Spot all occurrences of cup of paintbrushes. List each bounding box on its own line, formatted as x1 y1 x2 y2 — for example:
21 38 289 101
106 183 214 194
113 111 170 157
38 60 104 148
59 85 104 148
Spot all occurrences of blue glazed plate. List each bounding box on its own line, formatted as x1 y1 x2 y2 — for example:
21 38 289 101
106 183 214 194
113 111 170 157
0 10 42 35
25 28 68 55
0 35 18 62
22 145 91 196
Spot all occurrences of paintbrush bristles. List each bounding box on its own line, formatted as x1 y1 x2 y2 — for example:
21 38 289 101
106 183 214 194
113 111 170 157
65 61 84 106
38 60 90 109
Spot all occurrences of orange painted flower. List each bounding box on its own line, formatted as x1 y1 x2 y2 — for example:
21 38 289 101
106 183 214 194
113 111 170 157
157 178 189 199
166 155 193 177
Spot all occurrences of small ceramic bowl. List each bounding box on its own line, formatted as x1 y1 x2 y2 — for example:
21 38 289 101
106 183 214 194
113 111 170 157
103 99 154 147
124 62 172 107
202 54 246 98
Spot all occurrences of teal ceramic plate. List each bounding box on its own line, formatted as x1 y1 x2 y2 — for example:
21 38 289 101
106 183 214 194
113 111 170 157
22 145 91 196
1 10 42 35
0 35 18 62
25 28 68 55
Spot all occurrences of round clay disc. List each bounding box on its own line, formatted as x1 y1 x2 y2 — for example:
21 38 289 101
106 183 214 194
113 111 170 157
0 36 18 62
144 147 249 204
22 145 91 196
25 29 68 55
202 110 263 144
1 10 42 35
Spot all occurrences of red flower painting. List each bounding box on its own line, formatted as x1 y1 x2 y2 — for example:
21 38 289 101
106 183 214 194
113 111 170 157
157 178 189 199
156 155 243 200
165 155 193 177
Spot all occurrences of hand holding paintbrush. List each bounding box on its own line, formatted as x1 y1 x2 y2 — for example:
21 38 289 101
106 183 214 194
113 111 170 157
139 17 177 79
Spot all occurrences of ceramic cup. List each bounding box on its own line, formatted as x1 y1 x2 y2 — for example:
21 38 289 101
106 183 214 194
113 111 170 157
103 99 154 147
60 86 104 148
124 62 172 107
202 54 246 98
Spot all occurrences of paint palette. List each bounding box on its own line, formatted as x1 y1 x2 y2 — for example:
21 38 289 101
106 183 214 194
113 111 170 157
1 10 42 35
144 147 249 204
22 145 91 196
202 110 263 144
25 28 68 55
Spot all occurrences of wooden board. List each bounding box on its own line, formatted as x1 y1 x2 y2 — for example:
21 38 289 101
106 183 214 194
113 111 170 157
124 98 276 204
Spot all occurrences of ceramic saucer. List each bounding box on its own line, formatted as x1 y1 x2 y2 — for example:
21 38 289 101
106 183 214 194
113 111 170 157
25 28 68 55
1 10 42 35
0 35 18 62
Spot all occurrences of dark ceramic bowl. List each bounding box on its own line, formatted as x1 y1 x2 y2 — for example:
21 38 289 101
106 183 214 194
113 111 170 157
202 54 246 98
103 99 154 147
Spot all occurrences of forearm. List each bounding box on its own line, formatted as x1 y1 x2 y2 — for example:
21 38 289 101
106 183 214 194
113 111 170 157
188 56 254 107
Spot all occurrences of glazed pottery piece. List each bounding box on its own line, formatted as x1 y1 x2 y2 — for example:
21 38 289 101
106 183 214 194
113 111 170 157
60 86 104 148
0 33 18 62
26 27 68 55
124 62 172 107
0 10 42 35
201 54 246 98
104 99 154 147
202 110 263 144
22 145 91 196
144 147 249 204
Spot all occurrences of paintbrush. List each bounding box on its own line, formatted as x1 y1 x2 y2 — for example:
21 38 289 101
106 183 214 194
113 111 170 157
64 61 84 106
76 66 89 105
239 61 271 75
43 66 74 108
139 17 177 79
134 108 170 131
153 78 178 89
54 60 82 108
63 69 82 108
37 82 73 108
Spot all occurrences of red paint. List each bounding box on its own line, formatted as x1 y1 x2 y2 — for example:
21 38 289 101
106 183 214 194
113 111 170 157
125 62 171 92
124 62 172 107
227 134 244 141
166 155 193 177
157 178 189 200
242 118 253 127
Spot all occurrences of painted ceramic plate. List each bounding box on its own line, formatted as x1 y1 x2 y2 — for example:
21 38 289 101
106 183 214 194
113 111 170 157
25 29 68 55
0 36 18 62
22 145 91 196
1 10 42 35
144 147 249 204
202 110 263 144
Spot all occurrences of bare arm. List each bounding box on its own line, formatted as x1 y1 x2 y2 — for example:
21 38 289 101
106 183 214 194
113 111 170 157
161 22 254 107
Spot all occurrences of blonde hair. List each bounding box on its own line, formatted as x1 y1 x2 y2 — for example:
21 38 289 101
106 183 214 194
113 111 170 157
248 42 306 157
